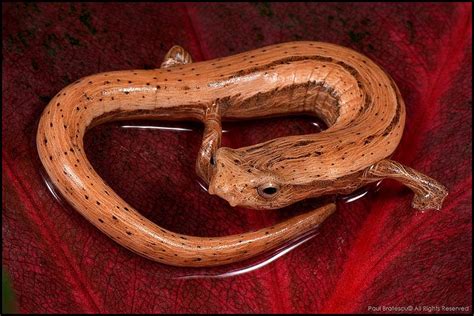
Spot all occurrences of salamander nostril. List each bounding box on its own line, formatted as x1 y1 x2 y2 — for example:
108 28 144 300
210 155 216 166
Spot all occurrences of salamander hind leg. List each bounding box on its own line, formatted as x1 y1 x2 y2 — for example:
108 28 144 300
363 159 448 210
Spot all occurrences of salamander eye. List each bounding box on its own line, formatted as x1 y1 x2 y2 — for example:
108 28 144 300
257 183 280 199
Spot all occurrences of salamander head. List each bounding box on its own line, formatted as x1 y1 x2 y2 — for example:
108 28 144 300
208 147 296 210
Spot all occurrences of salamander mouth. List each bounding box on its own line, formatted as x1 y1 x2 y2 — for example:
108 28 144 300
208 176 240 207
208 160 259 208
207 147 246 207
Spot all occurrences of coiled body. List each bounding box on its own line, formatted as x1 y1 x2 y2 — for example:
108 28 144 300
37 42 447 267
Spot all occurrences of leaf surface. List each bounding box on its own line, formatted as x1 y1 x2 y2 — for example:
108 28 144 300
2 3 472 313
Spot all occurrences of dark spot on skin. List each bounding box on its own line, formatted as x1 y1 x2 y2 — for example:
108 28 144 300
177 79 182 81
124 91 129 95
193 258 202 262
112 216 117 220
98 219 104 223
96 201 101 205
128 81 132 83
294 140 314 147
156 85 161 89
49 156 53 161
50 123 53 127
124 207 129 211
126 231 132 235
364 135 376 145
85 195 89 199
88 81 92 84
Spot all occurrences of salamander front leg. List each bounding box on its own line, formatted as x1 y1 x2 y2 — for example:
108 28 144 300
196 102 222 184
364 159 448 210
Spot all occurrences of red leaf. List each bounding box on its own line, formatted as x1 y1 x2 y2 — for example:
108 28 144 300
2 2 472 313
